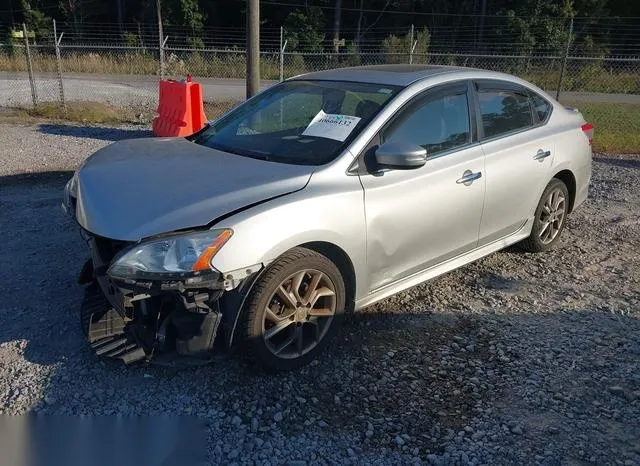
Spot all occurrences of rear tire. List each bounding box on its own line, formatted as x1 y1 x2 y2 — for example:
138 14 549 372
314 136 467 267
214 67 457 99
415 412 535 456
241 247 346 371
521 178 569 253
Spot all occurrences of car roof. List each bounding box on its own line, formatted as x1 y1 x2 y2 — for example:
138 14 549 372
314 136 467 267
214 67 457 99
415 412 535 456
290 64 481 87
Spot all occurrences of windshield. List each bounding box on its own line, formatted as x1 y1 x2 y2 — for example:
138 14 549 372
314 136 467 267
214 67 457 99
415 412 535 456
192 80 400 165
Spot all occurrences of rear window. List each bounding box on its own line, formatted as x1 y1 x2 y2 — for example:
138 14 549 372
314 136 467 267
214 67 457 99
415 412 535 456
478 89 533 139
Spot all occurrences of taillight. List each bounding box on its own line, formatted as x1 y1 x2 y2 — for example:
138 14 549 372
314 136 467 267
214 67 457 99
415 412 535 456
581 123 594 145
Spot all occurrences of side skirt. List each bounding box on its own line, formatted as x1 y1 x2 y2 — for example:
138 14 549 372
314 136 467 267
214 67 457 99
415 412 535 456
354 218 533 310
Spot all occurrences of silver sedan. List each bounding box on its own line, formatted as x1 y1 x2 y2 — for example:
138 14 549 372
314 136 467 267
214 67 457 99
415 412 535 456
64 65 592 370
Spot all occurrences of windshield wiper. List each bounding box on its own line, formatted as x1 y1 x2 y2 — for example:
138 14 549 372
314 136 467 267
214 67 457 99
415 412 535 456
206 142 272 161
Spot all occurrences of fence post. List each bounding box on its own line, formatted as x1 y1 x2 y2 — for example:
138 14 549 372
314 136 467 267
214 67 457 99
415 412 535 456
279 27 288 82
556 17 573 101
408 24 414 64
22 23 38 107
53 19 67 113
156 0 165 79
280 27 284 81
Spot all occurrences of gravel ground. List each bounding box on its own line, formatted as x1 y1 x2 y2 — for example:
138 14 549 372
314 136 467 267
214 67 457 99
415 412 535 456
1 122 639 465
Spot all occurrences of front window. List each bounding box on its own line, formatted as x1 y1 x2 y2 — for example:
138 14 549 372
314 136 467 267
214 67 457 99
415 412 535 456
381 90 471 156
193 80 400 165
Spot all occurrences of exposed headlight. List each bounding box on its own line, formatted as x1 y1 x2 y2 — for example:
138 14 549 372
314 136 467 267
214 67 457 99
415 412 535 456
67 171 79 197
62 172 79 216
108 229 233 280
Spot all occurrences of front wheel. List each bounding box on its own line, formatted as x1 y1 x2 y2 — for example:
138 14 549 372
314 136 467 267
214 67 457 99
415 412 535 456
241 247 346 370
521 178 570 253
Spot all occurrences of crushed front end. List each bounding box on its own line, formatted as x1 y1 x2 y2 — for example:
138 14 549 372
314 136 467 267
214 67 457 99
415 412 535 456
60 143 271 365
78 232 228 364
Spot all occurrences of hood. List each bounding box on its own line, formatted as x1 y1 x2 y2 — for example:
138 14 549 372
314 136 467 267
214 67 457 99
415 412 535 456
75 137 313 241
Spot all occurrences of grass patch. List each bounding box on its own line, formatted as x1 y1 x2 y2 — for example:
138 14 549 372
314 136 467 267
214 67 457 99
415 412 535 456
32 101 137 123
0 101 138 125
563 101 640 153
0 50 159 75
203 100 240 120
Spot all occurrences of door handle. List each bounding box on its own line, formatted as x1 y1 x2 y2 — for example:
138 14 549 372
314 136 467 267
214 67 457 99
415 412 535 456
534 149 551 161
456 170 482 185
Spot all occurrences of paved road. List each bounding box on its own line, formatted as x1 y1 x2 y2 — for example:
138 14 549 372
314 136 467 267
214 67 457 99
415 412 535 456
0 72 274 108
54 73 277 101
2 71 639 109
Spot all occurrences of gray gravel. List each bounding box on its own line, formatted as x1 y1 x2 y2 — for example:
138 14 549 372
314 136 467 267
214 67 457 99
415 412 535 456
1 122 639 465
0 123 151 176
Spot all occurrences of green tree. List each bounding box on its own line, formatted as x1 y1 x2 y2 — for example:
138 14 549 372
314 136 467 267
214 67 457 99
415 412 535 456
382 27 430 64
284 8 325 53
19 0 52 41
179 0 205 38
162 0 206 47
498 0 575 56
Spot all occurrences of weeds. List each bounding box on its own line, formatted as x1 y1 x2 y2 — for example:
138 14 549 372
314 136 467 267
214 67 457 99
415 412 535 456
563 101 640 153
1 49 638 94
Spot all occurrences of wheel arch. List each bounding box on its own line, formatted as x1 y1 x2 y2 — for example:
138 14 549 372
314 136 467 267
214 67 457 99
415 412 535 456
552 169 577 213
221 241 357 349
299 241 356 313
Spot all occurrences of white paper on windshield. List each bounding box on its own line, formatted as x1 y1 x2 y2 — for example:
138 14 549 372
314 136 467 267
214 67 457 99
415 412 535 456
301 110 361 141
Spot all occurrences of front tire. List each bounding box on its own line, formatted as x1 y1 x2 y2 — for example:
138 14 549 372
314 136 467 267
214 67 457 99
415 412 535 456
521 178 569 253
241 247 346 370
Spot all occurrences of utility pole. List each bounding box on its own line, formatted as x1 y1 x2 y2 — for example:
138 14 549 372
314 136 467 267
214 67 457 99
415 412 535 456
246 0 260 99
156 0 165 80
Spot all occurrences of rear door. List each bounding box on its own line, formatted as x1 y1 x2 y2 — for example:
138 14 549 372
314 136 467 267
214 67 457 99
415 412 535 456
474 80 556 245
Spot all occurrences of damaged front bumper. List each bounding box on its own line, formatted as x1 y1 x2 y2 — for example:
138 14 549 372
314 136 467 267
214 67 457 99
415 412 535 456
80 233 238 365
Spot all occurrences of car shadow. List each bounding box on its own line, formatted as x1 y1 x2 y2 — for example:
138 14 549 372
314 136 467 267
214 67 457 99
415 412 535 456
594 155 640 169
37 123 152 141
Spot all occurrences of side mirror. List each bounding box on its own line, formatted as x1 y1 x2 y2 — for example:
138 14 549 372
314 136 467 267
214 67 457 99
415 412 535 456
374 141 427 170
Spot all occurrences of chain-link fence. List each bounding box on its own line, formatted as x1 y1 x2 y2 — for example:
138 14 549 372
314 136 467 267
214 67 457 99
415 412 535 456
1 19 639 151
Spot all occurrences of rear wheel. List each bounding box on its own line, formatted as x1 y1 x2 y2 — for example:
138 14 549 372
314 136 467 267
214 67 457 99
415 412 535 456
521 178 569 252
242 247 346 370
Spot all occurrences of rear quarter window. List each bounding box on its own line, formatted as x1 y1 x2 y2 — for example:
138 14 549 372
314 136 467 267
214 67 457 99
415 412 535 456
529 92 553 123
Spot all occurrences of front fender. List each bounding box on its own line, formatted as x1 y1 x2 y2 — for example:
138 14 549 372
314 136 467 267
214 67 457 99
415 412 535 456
211 171 367 348
211 171 368 299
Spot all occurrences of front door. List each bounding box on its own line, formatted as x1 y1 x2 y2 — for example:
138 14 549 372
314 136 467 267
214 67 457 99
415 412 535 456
358 82 486 292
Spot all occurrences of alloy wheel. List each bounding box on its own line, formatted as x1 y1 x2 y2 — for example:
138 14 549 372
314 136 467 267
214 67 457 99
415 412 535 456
538 187 566 245
261 269 337 359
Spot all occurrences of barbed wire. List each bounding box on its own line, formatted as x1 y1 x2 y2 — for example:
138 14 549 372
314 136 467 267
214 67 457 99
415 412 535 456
2 17 639 57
